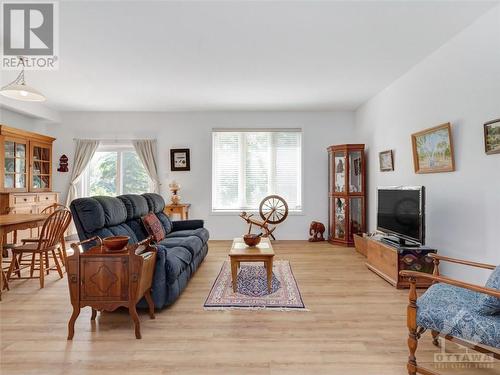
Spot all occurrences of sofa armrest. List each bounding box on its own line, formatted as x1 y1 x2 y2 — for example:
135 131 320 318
400 270 500 298
171 219 204 232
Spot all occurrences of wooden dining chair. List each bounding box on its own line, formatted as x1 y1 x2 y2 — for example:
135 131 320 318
21 203 69 268
7 209 72 288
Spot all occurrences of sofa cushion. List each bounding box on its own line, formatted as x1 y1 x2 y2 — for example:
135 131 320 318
118 194 149 220
93 196 127 226
417 283 500 348
93 224 138 243
479 266 500 315
155 245 192 284
158 236 203 258
142 212 166 242
156 212 173 235
70 197 105 233
142 193 165 213
125 219 149 242
167 228 209 244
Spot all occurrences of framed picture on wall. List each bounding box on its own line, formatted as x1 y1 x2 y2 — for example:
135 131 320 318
378 150 394 171
411 123 455 173
484 118 500 155
170 149 190 171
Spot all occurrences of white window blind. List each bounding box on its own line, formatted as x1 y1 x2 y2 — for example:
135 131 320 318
212 130 302 211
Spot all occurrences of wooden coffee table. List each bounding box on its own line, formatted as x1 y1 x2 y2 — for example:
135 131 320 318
229 237 275 293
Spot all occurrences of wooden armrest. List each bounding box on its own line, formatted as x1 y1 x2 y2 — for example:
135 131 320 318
429 254 496 270
400 270 500 298
71 236 102 250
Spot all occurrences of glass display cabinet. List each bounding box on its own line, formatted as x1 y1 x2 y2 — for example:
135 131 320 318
0 126 55 193
327 144 366 246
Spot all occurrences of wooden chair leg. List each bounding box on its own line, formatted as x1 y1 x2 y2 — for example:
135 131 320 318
1 269 9 290
58 248 66 271
39 252 45 288
15 252 22 278
144 289 155 319
91 308 97 321
60 238 67 267
51 250 63 278
129 305 142 339
44 252 50 275
6 253 17 281
407 277 418 375
67 305 80 340
30 253 36 277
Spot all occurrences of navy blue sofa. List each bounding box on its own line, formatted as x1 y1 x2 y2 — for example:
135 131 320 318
70 193 209 309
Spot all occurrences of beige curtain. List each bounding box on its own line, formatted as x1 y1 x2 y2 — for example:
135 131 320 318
132 139 161 193
65 139 100 207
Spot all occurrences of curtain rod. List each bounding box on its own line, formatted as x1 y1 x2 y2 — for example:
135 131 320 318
72 138 156 142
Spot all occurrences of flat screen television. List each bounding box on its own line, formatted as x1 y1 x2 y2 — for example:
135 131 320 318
377 186 425 246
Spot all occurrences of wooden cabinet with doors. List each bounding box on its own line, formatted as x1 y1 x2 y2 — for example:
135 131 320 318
0 125 55 193
327 144 366 247
0 125 58 243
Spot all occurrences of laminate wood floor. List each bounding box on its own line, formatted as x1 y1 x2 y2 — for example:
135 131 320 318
1 241 498 375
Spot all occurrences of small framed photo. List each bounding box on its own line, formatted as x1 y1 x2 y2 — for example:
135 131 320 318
411 123 455 173
379 150 394 172
484 118 500 155
170 149 190 171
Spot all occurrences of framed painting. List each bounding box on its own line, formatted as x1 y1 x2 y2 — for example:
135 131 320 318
379 150 394 172
170 148 190 171
411 123 455 173
484 118 500 155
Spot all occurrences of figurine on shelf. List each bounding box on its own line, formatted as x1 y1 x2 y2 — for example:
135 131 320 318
168 180 181 204
57 154 69 172
308 221 326 242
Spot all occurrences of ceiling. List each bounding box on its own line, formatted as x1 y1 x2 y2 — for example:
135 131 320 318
1 1 498 112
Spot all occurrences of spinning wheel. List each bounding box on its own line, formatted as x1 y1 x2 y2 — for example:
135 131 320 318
259 195 288 224
239 195 289 240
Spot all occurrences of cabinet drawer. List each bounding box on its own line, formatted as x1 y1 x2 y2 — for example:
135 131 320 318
13 194 37 205
37 193 58 203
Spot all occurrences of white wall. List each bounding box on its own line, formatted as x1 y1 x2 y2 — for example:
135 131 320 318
51 111 355 240
355 6 500 282
0 107 49 134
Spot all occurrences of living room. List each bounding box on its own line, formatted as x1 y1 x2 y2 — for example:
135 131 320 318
0 1 499 374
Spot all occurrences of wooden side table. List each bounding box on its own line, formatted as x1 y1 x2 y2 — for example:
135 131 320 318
164 203 190 220
66 237 157 339
229 237 275 293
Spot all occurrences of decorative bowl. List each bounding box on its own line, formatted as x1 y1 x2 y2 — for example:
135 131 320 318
243 234 261 247
103 236 130 251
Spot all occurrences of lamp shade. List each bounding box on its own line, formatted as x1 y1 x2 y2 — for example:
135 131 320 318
0 83 46 102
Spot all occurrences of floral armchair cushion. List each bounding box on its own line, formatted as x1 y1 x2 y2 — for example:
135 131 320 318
479 265 500 315
416 283 500 348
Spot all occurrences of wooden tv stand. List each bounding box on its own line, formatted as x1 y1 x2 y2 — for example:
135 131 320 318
365 236 436 289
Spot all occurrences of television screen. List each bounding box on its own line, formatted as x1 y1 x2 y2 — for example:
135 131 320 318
377 187 425 244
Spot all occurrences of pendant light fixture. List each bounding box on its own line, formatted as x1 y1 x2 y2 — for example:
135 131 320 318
0 57 46 102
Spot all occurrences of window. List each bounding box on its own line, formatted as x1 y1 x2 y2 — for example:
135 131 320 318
212 130 302 212
80 144 152 197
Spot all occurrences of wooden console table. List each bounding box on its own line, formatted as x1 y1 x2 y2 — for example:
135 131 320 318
164 203 190 220
66 237 157 339
365 236 436 289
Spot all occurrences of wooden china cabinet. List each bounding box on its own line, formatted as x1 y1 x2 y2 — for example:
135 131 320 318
328 144 366 247
0 125 58 242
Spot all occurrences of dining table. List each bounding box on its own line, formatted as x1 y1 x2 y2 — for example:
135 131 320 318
0 213 50 300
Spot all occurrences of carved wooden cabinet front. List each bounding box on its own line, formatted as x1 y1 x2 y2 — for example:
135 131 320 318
80 257 129 302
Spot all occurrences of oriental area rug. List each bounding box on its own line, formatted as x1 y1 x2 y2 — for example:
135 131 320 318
204 260 306 310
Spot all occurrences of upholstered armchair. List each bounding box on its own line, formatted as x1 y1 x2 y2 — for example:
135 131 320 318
400 254 499 375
